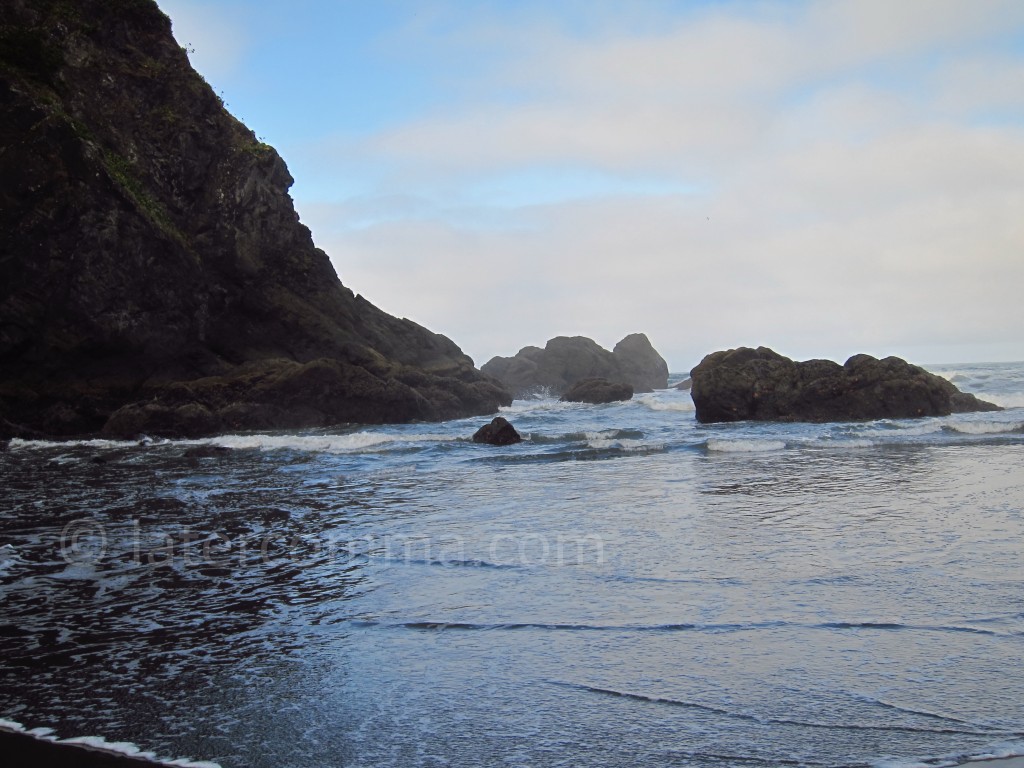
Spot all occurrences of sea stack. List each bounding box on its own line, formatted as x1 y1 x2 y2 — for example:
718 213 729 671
0 0 510 438
482 333 668 399
559 378 634 404
689 346 1001 424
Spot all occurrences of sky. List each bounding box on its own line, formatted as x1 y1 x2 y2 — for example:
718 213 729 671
157 0 1024 370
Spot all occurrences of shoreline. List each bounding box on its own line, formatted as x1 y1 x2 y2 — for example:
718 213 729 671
0 725 218 768
5 723 1024 768
5 720 1024 768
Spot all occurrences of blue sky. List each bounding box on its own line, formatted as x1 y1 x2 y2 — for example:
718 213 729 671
158 0 1024 369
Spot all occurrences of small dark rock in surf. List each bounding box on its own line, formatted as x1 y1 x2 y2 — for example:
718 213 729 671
472 417 522 445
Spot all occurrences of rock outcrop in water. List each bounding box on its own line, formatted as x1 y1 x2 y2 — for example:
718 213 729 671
481 333 668 399
611 334 670 392
560 378 633 404
471 416 522 446
0 0 510 439
689 346 1001 424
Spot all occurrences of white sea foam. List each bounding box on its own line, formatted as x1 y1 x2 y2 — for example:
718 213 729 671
64 737 223 768
0 544 26 576
500 398 582 416
871 739 1024 768
948 420 1024 435
0 718 222 767
7 437 135 451
8 432 461 455
933 369 968 384
793 436 868 449
633 393 695 412
188 431 460 453
830 438 876 449
862 421 944 438
705 438 786 453
586 438 665 452
198 432 393 452
64 735 157 758
583 430 621 441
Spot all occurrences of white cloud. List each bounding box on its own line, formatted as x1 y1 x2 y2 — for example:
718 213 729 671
310 167 1023 368
804 0 1024 65
327 0 1024 172
932 54 1024 117
290 0 1024 367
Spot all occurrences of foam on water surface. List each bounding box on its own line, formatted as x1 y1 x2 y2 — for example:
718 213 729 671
872 739 1024 768
705 438 787 452
947 420 1024 435
186 430 463 453
2 362 1024 767
0 718 222 768
632 391 696 412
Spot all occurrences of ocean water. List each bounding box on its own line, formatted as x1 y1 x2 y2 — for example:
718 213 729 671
1 361 1023 768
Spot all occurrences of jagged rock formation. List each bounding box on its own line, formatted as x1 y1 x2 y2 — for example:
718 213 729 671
612 334 669 392
559 378 633 404
690 346 1001 424
0 0 510 438
481 333 668 399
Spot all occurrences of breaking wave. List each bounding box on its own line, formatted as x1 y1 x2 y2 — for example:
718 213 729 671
705 438 787 453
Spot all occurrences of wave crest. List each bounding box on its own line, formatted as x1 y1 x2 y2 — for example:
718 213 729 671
705 439 786 453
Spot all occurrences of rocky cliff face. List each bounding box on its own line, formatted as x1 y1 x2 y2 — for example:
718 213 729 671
689 346 1000 424
0 0 510 438
481 333 668 398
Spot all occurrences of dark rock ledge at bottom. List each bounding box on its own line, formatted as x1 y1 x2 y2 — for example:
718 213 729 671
97 357 511 438
689 346 1001 424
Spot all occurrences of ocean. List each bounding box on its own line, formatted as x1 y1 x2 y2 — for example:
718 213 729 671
1 361 1023 768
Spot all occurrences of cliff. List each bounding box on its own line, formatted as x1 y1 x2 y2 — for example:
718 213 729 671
0 0 510 438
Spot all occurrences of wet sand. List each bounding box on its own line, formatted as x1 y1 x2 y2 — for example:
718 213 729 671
5 722 1024 768
0 726 211 767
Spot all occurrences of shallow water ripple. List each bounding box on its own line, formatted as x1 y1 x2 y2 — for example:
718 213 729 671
2 378 1024 767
